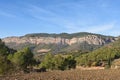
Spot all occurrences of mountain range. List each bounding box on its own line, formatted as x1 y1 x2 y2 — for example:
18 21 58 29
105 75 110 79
2 32 118 54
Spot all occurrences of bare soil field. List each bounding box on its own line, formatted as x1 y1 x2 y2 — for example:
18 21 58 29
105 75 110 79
0 69 120 80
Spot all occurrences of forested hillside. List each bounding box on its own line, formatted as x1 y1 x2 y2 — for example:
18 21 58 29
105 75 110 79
76 38 120 68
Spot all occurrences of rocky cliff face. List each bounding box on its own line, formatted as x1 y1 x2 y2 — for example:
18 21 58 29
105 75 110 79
2 33 118 53
2 35 117 46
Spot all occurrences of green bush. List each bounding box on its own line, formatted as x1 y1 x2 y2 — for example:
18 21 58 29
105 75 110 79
39 54 76 70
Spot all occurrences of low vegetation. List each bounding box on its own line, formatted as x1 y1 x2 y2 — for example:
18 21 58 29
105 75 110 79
1 69 120 80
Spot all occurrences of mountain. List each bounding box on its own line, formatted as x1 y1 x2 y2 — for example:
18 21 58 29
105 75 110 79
2 32 118 54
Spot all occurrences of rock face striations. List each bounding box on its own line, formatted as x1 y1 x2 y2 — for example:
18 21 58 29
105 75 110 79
2 32 117 53
2 35 116 46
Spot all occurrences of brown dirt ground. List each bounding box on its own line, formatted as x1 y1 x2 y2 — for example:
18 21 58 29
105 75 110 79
0 69 120 80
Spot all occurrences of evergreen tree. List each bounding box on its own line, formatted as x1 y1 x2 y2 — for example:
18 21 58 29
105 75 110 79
40 53 54 70
9 47 34 72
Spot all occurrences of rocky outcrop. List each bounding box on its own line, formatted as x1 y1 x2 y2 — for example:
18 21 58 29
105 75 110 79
2 35 117 46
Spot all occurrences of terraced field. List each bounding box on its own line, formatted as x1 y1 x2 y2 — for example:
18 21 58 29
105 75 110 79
0 69 120 80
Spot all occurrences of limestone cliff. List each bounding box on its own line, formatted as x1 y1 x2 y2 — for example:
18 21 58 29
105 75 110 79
2 33 117 53
2 35 116 46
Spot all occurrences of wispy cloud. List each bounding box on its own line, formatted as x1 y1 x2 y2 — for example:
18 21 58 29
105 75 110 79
26 4 69 26
86 22 116 33
107 30 120 36
0 10 16 18
64 22 116 34
27 5 55 20
0 0 120 38
28 5 55 16
25 3 117 35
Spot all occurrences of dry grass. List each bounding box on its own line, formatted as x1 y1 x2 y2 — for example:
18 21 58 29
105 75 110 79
0 69 120 80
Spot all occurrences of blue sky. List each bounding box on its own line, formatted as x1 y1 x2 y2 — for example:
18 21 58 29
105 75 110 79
0 0 120 38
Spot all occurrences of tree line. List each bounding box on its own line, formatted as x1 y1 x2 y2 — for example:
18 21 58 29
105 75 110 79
0 39 76 75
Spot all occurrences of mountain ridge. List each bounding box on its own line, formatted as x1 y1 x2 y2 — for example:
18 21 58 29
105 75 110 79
2 32 118 53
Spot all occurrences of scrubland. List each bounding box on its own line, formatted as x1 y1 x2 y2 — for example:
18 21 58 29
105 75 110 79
1 69 120 80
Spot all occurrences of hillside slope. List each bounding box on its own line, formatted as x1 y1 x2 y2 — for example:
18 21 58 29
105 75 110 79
2 32 117 53
76 38 120 67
